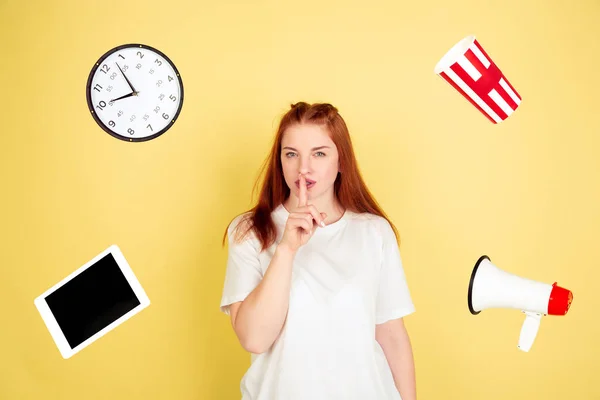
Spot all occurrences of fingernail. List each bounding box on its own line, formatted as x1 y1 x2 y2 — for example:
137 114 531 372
320 221 326 227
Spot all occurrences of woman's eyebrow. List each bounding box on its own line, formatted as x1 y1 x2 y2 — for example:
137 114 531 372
282 146 330 151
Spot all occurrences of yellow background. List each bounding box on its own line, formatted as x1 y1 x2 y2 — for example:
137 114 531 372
1 0 598 398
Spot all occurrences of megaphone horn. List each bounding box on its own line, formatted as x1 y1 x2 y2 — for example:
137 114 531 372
467 255 573 352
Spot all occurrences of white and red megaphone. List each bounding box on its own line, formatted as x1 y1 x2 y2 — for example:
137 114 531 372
468 255 573 352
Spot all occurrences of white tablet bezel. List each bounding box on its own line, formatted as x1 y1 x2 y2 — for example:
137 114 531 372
34 244 150 359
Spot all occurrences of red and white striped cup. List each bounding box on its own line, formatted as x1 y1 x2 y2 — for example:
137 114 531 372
434 35 522 124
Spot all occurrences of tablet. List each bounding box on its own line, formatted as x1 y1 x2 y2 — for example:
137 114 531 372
34 244 150 359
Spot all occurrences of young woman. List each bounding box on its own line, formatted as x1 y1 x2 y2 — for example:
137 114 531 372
220 102 417 400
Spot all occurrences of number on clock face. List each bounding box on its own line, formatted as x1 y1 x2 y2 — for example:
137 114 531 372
86 44 184 142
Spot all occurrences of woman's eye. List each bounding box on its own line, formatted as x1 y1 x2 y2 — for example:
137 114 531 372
284 151 325 157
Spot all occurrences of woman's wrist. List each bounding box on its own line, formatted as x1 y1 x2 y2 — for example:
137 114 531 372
276 242 297 258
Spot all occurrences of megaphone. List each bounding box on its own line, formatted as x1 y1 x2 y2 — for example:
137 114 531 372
468 255 573 352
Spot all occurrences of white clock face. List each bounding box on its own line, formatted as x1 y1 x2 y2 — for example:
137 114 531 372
86 44 184 142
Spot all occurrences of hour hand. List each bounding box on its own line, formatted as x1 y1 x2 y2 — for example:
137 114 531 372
115 62 136 92
110 91 136 102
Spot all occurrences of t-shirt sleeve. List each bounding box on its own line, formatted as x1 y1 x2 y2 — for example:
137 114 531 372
375 219 416 324
219 214 263 315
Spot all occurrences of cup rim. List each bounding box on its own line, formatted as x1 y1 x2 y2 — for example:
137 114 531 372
434 35 476 74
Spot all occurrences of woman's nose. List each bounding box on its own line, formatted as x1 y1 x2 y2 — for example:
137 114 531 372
299 158 311 175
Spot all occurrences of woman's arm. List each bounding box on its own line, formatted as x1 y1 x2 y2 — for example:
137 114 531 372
376 318 416 400
229 243 297 354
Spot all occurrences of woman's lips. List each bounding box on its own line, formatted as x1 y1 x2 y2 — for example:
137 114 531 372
295 179 316 188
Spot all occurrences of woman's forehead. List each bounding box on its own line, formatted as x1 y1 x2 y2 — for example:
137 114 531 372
282 124 333 145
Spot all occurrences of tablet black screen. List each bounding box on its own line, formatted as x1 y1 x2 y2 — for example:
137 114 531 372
45 252 141 349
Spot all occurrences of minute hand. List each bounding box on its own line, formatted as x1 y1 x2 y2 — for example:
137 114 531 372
115 62 137 93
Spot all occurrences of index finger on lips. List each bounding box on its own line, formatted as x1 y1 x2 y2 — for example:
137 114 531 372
297 173 308 207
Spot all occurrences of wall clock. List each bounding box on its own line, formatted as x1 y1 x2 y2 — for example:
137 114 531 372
86 44 184 142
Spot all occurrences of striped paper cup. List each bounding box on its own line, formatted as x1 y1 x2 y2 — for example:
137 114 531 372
434 35 522 124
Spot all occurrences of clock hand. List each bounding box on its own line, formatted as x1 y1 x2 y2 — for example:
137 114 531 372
115 62 137 93
110 91 137 102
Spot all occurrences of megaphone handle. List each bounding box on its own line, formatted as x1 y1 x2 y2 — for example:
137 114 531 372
518 311 543 352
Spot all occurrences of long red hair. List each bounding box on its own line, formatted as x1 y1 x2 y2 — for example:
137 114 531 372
222 102 400 252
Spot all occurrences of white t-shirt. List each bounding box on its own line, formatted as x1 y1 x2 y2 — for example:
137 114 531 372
220 203 416 400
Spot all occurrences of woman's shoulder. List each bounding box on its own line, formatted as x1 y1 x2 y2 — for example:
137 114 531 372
347 210 388 225
228 211 252 228
347 211 395 237
227 211 256 244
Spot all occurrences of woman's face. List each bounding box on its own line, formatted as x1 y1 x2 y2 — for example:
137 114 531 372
280 123 340 203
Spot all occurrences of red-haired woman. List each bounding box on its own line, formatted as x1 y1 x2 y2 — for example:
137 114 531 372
220 102 417 400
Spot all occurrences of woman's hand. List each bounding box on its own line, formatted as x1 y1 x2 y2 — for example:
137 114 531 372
279 173 327 252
